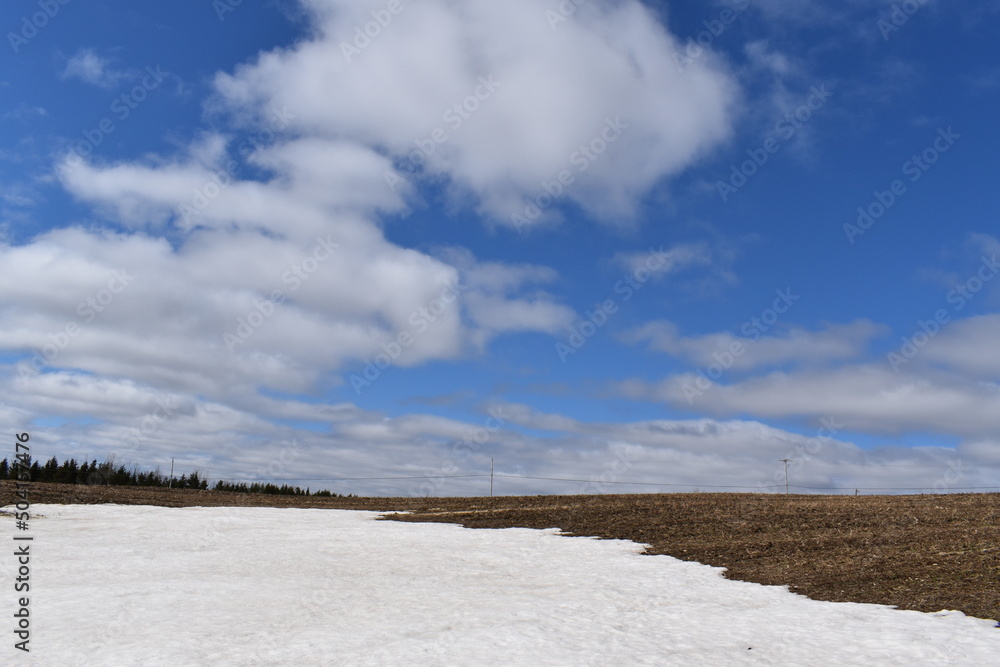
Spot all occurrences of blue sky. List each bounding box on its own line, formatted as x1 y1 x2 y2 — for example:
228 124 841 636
2 0 999 496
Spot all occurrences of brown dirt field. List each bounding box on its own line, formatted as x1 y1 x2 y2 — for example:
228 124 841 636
4 481 998 622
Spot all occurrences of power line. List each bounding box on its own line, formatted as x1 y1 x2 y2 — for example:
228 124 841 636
206 472 1000 493
846 463 968 468
495 474 782 489
210 472 785 489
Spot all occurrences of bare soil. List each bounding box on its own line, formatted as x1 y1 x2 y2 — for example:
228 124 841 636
5 481 998 622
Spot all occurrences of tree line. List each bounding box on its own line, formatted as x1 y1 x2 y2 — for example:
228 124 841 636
0 455 348 497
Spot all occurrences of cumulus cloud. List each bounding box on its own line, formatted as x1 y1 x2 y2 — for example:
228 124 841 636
0 220 583 404
213 0 738 227
0 0 790 493
34 0 739 413
441 247 575 339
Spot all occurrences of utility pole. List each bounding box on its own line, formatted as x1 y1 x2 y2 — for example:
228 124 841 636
490 458 494 498
779 459 792 495
169 458 174 489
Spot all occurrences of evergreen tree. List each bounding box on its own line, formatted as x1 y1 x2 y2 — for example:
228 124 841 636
41 456 58 482
58 458 79 484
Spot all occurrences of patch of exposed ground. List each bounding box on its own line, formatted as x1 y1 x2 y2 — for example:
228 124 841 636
4 482 997 621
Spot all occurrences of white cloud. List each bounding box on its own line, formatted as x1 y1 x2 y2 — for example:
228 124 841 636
5 375 990 496
0 222 577 400
612 242 712 278
0 0 810 496
0 184 35 207
959 438 1000 466
620 364 1000 439
213 0 738 227
61 49 125 89
610 237 745 297
1 103 48 122
47 0 741 408
744 40 801 78
970 232 1000 258
621 319 886 370
441 248 575 338
919 314 1000 378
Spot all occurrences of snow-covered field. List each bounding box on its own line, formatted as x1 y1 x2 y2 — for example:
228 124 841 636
2 505 998 666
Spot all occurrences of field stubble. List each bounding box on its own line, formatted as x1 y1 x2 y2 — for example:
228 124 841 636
4 482 997 622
